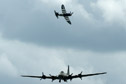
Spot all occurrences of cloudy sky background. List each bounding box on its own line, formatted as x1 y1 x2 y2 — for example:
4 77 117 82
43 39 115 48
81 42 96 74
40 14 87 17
0 0 126 84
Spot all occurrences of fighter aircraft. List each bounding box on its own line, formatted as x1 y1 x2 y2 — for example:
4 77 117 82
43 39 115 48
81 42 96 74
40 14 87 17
54 4 73 24
21 65 107 83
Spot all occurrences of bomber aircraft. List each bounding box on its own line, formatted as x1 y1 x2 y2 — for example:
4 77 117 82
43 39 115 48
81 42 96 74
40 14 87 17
21 65 107 83
54 4 73 24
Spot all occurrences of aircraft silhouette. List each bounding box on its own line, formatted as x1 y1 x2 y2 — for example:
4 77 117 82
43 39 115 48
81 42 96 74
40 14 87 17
54 4 73 24
21 65 107 83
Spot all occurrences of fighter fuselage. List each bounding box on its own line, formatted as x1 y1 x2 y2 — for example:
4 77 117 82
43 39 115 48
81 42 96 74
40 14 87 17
59 13 72 16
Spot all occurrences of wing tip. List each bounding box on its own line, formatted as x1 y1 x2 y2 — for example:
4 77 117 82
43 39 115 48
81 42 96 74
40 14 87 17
68 21 72 25
21 75 25 77
103 72 107 74
21 75 27 77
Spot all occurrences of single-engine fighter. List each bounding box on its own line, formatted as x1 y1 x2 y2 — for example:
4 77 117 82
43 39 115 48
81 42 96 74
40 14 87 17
21 65 107 83
54 4 73 24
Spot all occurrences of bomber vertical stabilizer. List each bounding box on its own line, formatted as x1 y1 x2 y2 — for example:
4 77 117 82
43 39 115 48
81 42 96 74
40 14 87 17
67 65 70 75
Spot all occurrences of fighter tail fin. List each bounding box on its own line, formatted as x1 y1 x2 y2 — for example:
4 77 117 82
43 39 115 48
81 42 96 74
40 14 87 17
70 11 73 14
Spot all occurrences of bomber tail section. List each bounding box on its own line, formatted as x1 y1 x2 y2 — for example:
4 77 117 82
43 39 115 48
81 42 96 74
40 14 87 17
67 65 70 75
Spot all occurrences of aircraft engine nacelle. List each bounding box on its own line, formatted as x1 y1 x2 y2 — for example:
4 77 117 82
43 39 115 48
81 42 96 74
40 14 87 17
78 71 83 80
40 72 46 80
49 74 56 82
68 73 73 81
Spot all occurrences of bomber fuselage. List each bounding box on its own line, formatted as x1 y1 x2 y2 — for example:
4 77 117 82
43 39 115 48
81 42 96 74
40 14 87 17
58 71 68 82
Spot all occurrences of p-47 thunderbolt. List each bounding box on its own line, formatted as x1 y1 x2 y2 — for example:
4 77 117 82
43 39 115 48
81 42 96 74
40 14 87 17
21 65 107 83
54 4 73 24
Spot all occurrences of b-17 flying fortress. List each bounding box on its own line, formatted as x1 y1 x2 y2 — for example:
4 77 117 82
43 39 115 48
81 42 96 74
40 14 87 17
21 65 106 83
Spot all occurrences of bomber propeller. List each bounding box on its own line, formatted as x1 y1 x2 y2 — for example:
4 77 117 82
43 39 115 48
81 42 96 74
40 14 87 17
40 72 46 80
78 71 83 80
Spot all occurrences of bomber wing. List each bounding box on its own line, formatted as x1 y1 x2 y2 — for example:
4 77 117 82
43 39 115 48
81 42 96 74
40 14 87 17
69 72 107 80
21 75 43 78
21 74 59 81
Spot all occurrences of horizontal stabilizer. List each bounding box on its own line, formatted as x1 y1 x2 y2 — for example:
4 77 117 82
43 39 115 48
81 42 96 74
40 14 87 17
54 10 59 19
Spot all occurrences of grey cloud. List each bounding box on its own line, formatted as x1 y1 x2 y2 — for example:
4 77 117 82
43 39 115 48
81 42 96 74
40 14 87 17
0 0 126 52
91 0 126 25
0 55 18 76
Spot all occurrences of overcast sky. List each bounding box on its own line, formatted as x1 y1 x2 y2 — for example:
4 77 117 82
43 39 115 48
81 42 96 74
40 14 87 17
0 0 126 84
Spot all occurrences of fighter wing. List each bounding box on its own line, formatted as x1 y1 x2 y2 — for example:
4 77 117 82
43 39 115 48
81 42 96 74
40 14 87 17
64 16 71 24
70 72 107 79
61 4 66 14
